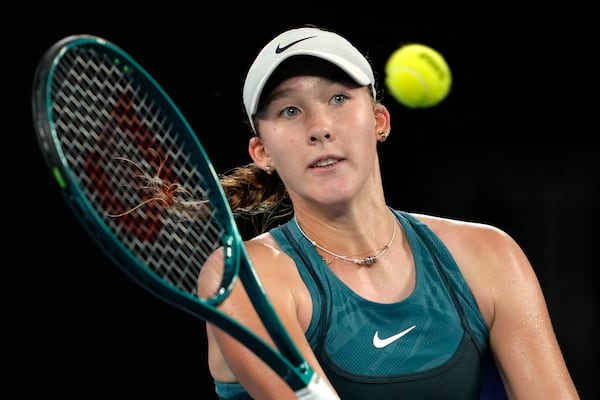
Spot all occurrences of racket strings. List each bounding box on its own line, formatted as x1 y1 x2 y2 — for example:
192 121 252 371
50 44 229 298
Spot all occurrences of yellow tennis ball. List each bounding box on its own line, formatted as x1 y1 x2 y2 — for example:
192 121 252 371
385 43 452 108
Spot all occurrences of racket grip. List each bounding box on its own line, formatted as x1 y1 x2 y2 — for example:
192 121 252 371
295 374 340 400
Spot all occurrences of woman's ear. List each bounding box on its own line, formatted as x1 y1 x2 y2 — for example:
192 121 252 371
374 104 391 142
248 136 272 171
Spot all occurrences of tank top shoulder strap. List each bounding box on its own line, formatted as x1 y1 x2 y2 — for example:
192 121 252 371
271 220 329 346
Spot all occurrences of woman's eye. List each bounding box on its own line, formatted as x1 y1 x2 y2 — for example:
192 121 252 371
331 94 347 105
281 106 299 117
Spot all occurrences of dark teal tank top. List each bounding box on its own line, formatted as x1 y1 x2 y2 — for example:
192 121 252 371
213 210 506 399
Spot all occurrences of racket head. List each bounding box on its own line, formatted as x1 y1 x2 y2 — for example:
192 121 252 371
31 35 343 398
32 34 239 310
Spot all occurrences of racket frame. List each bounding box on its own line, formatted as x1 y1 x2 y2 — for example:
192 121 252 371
31 35 333 397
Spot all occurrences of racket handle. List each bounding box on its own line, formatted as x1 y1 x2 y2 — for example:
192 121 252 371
295 374 340 400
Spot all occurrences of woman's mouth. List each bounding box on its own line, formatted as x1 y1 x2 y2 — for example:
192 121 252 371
311 158 340 168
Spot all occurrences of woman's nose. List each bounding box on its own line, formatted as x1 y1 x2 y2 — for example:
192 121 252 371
309 129 333 142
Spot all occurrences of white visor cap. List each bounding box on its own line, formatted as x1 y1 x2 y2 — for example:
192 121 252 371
243 27 376 133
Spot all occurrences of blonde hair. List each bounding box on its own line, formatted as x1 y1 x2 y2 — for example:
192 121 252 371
219 162 291 231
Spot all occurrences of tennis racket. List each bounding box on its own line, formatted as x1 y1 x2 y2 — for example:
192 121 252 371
32 34 338 399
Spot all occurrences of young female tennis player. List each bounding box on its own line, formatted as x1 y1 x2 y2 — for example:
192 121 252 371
202 25 579 400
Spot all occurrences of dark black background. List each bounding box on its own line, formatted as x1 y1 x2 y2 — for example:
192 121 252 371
14 4 596 399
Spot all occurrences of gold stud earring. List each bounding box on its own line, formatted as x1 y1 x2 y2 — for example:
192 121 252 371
379 131 389 142
265 164 272 174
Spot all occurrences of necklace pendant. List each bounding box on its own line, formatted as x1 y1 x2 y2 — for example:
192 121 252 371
357 256 375 265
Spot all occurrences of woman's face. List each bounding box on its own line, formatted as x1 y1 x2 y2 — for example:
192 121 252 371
250 74 389 210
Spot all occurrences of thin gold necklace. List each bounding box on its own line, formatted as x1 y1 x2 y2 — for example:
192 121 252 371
293 215 397 266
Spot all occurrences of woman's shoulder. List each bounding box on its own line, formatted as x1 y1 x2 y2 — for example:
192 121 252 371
244 231 282 260
406 212 512 245
404 211 525 278
404 212 531 327
244 231 302 277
